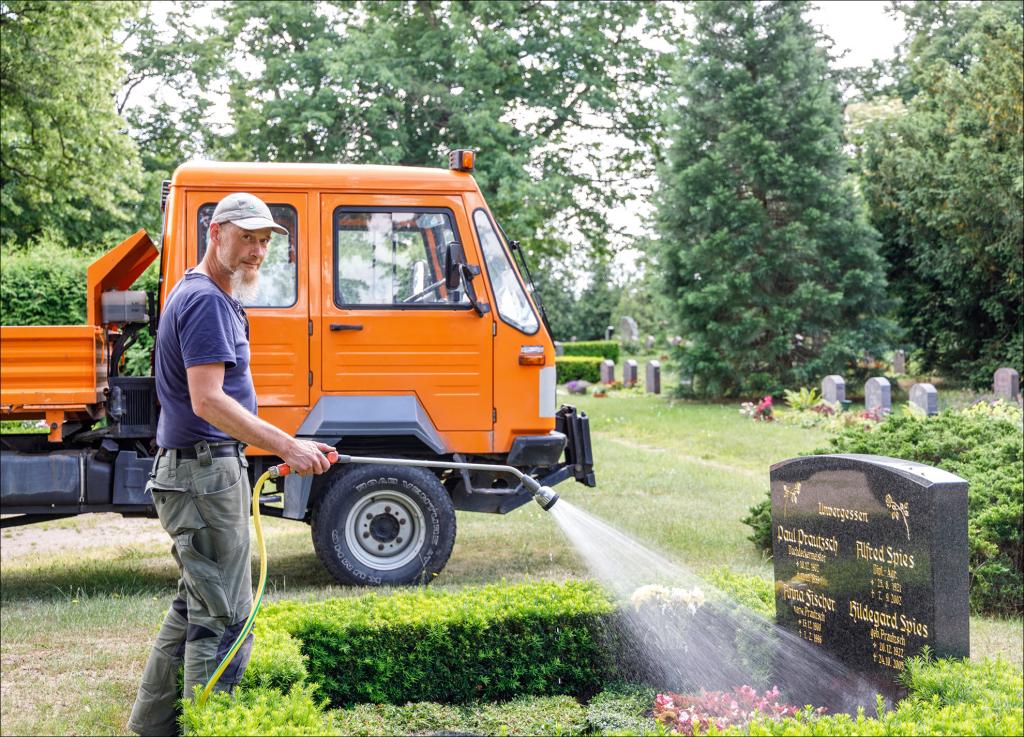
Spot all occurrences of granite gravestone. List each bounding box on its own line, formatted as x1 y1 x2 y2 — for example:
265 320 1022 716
600 359 615 384
993 368 1019 402
822 375 846 404
618 316 639 343
771 455 968 701
892 350 906 375
554 341 564 357
909 383 938 415
605 326 615 340
864 377 892 415
645 335 655 350
646 360 661 394
623 359 638 386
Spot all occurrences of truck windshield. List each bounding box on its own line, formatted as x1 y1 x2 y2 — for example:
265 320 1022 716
473 209 539 334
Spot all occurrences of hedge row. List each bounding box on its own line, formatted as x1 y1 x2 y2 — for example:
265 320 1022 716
560 340 620 362
743 404 1023 616
0 239 159 375
255 580 616 707
556 356 603 383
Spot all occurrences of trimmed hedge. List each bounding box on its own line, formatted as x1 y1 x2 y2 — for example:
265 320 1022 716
556 356 604 383
257 580 616 707
561 340 620 362
743 405 1023 615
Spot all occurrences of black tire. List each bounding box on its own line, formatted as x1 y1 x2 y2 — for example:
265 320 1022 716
310 463 456 586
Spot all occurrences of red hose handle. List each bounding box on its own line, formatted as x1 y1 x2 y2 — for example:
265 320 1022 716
272 450 339 478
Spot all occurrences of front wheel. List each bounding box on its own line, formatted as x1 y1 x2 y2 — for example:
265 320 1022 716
311 463 456 586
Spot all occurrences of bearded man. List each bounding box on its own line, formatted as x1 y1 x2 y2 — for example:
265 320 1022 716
128 193 334 736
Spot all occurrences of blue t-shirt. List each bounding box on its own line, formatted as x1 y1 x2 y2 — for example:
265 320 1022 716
155 271 258 448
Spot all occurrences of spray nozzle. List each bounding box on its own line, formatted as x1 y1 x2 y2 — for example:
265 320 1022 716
520 476 560 511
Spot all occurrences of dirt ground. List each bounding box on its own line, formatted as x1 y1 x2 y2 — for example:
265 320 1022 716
0 514 169 561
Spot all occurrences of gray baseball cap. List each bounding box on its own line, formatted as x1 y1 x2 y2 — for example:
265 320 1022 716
211 192 288 236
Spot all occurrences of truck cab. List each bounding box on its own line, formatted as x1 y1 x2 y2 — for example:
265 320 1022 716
0 153 595 586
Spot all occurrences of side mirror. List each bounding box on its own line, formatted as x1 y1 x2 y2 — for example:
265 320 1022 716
444 242 465 290
459 263 491 317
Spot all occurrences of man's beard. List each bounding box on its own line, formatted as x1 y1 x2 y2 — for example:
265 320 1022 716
229 266 260 304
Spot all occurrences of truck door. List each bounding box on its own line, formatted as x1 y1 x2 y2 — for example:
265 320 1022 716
187 191 310 408
319 195 493 432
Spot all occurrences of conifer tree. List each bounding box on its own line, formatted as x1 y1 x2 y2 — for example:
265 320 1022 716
658 1 895 397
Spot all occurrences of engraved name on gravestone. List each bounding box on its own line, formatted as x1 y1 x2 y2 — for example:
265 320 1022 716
646 360 661 394
771 455 969 699
909 382 938 415
993 368 1019 402
822 375 846 404
623 359 638 386
864 377 892 415
600 359 615 384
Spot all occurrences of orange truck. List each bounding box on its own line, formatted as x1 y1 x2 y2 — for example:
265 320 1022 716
0 152 595 585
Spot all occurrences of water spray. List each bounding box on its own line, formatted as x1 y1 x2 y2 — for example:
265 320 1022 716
198 449 558 706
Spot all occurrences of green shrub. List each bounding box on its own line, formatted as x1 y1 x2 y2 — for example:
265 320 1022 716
706 568 775 619
241 629 308 693
562 340 620 362
259 580 616 707
556 356 604 383
0 237 97 325
181 684 335 736
585 682 658 735
743 406 1023 615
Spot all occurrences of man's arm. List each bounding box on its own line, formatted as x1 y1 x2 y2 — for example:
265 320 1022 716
187 363 333 476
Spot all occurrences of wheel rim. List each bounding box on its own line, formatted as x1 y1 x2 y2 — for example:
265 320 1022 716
344 490 427 571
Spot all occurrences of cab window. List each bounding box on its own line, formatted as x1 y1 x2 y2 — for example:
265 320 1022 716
473 209 538 334
197 203 298 308
333 207 469 308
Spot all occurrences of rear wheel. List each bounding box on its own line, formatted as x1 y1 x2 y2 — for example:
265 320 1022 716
311 463 456 586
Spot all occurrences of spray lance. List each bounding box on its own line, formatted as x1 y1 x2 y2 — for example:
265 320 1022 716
197 449 558 706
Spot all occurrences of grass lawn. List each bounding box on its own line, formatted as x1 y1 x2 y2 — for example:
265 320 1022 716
1 390 1021 735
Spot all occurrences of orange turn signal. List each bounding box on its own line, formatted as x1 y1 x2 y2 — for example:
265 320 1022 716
519 345 546 366
449 148 475 172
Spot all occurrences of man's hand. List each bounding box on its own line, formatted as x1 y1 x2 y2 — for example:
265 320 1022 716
281 439 337 476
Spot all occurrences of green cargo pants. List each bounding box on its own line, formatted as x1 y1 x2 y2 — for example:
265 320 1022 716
128 449 254 737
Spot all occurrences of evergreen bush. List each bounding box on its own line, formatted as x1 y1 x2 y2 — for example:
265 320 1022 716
742 405 1023 615
556 356 604 383
561 340 620 362
259 580 615 707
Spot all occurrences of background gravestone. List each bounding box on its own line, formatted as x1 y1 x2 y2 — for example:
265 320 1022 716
554 341 564 357
909 383 938 415
993 368 1019 401
864 377 892 415
618 316 639 343
600 359 615 384
645 335 655 350
605 326 615 340
892 350 906 375
623 359 638 386
646 360 661 394
771 454 969 702
822 375 846 404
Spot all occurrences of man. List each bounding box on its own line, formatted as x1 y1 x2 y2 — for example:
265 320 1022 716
128 193 334 736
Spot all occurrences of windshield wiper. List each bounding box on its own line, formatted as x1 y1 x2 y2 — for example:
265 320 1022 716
496 221 555 340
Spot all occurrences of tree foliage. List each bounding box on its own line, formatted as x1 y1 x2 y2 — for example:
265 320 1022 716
657 1 895 397
857 1 1023 387
0 0 143 246
179 0 674 260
